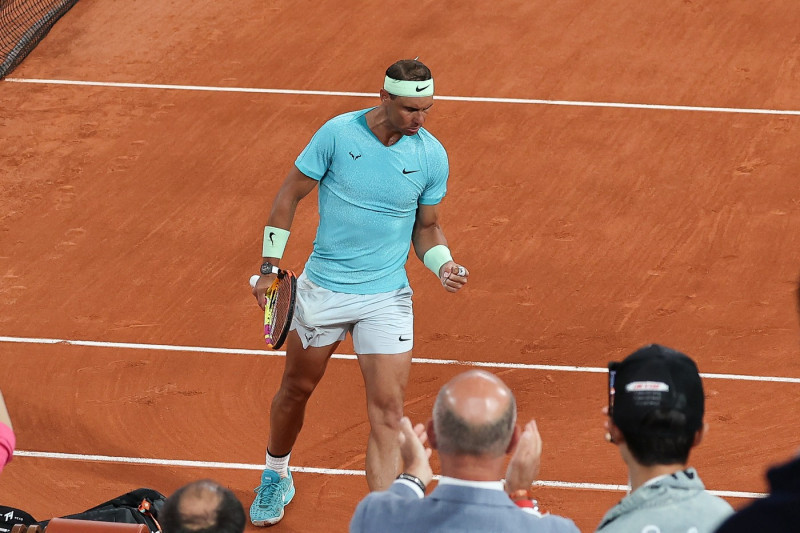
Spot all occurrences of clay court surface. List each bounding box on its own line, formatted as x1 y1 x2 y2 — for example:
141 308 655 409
2 1 800 531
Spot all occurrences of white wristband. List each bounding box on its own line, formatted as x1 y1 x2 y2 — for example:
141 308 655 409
423 245 452 277
263 226 290 258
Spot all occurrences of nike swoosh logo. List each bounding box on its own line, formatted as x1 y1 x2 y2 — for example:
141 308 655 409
402 168 420 174
269 232 276 245
399 336 412 341
415 84 430 92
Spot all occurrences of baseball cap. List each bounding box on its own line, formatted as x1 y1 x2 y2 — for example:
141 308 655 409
608 344 704 436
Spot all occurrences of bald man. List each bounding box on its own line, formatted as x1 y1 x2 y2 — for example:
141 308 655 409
161 480 245 533
350 370 579 532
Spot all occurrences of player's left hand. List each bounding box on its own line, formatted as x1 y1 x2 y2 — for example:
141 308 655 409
439 261 468 292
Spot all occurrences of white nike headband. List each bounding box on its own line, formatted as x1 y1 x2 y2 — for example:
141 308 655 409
383 76 434 97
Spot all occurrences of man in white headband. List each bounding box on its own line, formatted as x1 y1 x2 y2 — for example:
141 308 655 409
250 58 469 526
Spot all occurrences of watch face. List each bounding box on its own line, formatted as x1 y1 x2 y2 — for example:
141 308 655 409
260 262 274 275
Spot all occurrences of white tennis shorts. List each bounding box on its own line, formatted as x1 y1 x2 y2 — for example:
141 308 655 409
290 272 414 354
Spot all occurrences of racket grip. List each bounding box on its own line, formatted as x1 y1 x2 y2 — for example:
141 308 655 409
249 274 260 288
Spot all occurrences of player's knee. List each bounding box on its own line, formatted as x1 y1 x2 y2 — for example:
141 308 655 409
366 397 404 429
279 375 318 404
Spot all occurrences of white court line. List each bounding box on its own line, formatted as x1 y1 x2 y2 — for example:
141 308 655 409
2 335 800 383
6 77 800 116
14 450 766 499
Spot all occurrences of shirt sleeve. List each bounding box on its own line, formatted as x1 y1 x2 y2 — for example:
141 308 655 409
419 141 449 205
0 421 15 469
295 120 336 181
393 478 425 499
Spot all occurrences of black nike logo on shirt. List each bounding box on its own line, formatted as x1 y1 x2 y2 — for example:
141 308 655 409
402 168 420 174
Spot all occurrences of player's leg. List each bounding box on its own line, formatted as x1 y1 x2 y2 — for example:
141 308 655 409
251 272 347 527
266 272 348 458
268 330 340 456
357 350 413 491
353 286 414 490
251 331 340 527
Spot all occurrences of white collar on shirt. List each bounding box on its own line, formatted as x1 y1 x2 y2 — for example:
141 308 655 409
438 476 506 492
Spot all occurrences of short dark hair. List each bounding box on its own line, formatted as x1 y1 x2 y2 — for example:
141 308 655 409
620 409 696 466
385 59 432 82
161 480 245 533
433 391 516 456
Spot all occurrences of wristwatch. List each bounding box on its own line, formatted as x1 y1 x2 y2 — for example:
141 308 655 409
260 261 279 276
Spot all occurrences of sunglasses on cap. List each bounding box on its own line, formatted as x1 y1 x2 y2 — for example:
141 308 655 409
607 362 620 419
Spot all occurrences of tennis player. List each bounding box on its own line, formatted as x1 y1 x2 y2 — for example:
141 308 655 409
249 58 468 526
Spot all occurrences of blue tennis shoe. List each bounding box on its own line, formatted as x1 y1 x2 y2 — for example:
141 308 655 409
250 468 295 526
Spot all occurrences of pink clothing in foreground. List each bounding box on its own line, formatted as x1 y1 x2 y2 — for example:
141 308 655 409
0 421 15 471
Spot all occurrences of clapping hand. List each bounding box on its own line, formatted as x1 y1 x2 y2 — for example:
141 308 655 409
398 416 433 486
505 420 542 494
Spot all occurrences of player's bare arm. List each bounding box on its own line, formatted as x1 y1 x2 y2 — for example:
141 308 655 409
253 166 318 308
412 203 468 293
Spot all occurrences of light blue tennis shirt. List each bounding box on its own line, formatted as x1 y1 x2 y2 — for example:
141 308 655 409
295 108 449 294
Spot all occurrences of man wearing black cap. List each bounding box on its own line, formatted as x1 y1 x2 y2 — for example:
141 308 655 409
596 344 733 532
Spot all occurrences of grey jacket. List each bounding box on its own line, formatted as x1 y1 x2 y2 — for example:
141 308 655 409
596 468 733 533
351 481 579 533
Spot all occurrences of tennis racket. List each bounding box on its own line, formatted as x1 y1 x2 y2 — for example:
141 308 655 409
249 270 297 350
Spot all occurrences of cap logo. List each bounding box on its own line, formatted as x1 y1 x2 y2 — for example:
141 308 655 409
625 381 669 392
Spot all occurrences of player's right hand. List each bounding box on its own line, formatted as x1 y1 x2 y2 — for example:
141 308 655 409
252 274 274 311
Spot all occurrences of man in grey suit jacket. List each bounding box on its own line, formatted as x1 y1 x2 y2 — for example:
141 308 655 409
350 370 579 533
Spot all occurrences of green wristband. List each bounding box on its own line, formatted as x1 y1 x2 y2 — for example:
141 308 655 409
262 226 290 258
423 244 452 277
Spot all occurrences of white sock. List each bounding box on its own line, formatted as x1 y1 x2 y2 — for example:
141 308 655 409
266 450 290 478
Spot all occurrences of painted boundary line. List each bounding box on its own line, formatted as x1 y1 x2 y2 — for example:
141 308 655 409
6 78 800 116
14 450 766 499
2 335 800 383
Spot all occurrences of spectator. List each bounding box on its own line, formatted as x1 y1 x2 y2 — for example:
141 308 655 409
596 344 733 532
161 480 245 533
350 370 579 532
713 451 800 532
712 279 800 532
0 389 14 474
